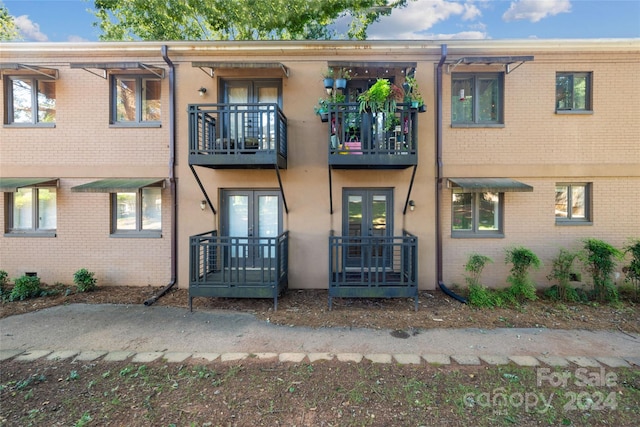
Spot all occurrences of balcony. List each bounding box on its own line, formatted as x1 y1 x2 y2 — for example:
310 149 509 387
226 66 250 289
327 102 418 169
328 231 418 310
189 230 289 310
188 103 287 169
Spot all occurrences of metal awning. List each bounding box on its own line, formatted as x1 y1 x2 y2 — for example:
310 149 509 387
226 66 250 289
193 61 289 78
328 61 417 77
69 62 165 79
0 178 59 192
71 178 165 193
0 63 59 79
448 178 533 193
447 56 534 74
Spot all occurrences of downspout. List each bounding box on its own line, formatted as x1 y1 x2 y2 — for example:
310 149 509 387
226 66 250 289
436 44 467 303
144 45 177 305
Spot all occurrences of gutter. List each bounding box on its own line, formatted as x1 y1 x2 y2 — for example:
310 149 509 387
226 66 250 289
435 43 467 303
144 45 177 306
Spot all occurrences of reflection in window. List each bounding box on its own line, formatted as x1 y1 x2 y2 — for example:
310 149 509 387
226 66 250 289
113 76 161 123
7 77 56 124
555 183 590 223
9 187 57 233
452 73 502 125
113 188 161 234
452 192 502 236
556 73 591 111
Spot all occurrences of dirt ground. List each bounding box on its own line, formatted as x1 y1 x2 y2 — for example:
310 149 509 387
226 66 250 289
1 284 638 334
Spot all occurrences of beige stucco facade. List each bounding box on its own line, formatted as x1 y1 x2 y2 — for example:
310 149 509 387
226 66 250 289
1 39 638 293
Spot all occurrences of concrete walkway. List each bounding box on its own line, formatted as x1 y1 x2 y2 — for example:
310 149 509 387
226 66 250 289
1 304 639 368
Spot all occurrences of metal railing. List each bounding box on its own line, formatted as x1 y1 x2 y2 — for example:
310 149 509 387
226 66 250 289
188 103 287 161
189 230 289 310
328 231 418 309
327 102 417 161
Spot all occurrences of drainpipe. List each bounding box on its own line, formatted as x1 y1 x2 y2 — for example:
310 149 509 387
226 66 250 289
435 44 466 303
144 45 177 306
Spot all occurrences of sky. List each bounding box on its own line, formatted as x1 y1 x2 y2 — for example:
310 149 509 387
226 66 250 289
3 0 640 42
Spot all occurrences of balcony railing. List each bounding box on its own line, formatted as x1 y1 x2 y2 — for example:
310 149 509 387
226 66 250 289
189 230 289 310
328 231 418 310
188 103 287 169
327 102 418 169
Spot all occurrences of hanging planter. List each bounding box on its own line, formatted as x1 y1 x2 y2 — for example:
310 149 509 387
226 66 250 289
335 68 351 90
322 68 334 89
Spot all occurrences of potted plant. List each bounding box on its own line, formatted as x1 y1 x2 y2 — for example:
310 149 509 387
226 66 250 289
358 79 404 130
314 92 346 122
405 76 425 111
322 68 334 89
335 68 351 90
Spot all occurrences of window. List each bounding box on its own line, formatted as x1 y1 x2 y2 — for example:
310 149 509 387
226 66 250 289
452 73 503 125
4 77 56 125
556 72 592 112
112 75 161 124
452 192 503 236
555 183 591 224
6 187 57 235
111 187 161 236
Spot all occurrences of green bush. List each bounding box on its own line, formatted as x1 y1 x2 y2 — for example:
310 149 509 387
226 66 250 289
73 268 97 292
546 249 579 302
505 246 541 303
581 238 622 303
9 275 42 301
622 239 640 301
0 270 8 297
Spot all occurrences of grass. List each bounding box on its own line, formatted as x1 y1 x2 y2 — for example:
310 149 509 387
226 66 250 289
3 359 637 426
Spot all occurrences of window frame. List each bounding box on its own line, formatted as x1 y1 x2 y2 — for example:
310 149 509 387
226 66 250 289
110 74 162 127
4 186 57 237
451 72 504 127
4 75 56 127
555 72 592 113
555 183 592 225
110 187 162 237
451 191 504 238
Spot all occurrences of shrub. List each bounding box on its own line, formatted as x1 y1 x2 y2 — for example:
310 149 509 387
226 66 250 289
73 268 97 292
465 254 498 308
622 239 640 301
9 275 42 301
546 249 579 302
0 270 8 297
581 238 623 303
464 254 493 288
505 246 541 303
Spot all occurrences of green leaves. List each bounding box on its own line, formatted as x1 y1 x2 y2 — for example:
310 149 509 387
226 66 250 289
93 0 410 41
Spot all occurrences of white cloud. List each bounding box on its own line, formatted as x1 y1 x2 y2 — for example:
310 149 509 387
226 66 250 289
14 15 48 42
367 0 482 39
67 35 90 42
502 0 571 23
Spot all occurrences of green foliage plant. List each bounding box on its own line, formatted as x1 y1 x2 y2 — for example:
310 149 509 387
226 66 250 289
0 270 8 297
546 249 580 302
581 238 623 302
404 75 423 106
622 239 640 301
74 269 97 293
465 254 496 308
9 275 42 301
505 246 541 303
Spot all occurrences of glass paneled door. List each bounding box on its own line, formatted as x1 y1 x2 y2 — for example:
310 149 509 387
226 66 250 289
222 190 282 268
343 189 393 268
223 80 280 150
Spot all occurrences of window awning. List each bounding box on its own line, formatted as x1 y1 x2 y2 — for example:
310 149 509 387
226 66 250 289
0 178 59 192
0 63 59 79
69 62 165 79
447 56 534 74
71 178 165 193
448 178 533 193
193 61 289 78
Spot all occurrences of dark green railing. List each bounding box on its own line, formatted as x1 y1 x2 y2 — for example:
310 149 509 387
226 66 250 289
328 231 418 310
327 102 417 169
189 230 289 310
188 103 287 169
